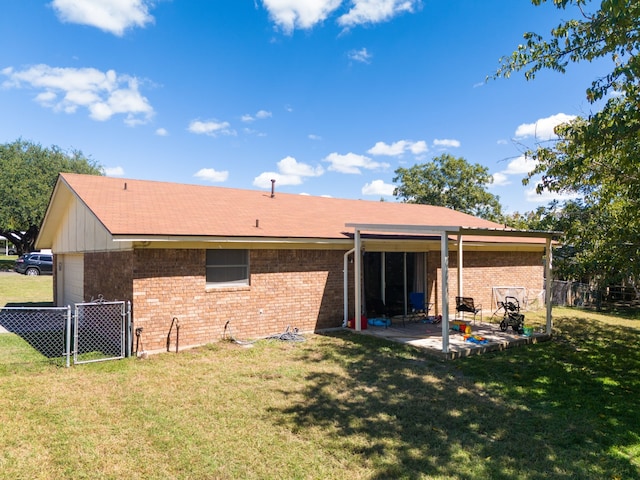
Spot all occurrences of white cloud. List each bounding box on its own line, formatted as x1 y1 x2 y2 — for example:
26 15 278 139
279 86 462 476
409 140 428 154
253 171 301 187
242 109 272 122
367 140 427 156
324 152 389 174
261 0 342 34
491 172 509 187
253 156 324 188
104 166 125 176
515 113 577 141
308 134 322 140
262 0 420 33
491 155 538 188
277 156 324 177
1 64 154 125
348 47 372 64
188 119 235 137
362 179 395 196
338 0 421 27
194 168 229 183
51 0 155 36
155 127 168 136
503 155 537 175
433 138 460 148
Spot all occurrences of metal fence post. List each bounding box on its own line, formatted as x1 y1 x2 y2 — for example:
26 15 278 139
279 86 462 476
126 301 132 358
66 305 71 368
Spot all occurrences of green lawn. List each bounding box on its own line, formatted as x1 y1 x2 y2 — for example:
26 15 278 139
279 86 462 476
0 271 639 479
0 256 53 306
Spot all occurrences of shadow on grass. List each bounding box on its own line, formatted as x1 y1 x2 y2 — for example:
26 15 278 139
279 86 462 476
0 305 68 365
274 316 640 479
4 301 55 307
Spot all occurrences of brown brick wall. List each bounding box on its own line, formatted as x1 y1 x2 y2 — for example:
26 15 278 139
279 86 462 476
427 250 543 316
80 247 543 353
130 248 347 352
84 251 134 303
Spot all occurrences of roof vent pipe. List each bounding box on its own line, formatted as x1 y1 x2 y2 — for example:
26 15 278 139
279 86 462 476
270 179 275 198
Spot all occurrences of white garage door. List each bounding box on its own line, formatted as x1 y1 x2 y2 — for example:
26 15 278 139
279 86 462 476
60 254 84 306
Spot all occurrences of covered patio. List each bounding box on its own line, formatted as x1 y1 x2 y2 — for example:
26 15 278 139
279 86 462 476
344 222 557 357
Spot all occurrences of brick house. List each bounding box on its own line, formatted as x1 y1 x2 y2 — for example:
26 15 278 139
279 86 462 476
36 173 554 354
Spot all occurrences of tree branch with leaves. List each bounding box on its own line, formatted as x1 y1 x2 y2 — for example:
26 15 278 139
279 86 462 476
0 139 103 255
393 154 504 222
495 0 640 292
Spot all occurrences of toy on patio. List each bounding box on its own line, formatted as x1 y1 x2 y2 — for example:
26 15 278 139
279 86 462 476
421 314 442 324
499 296 525 334
450 320 472 334
367 317 392 327
347 315 368 329
464 334 488 344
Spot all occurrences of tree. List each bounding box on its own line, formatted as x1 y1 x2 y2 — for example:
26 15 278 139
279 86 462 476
0 139 103 254
392 154 504 221
494 0 640 294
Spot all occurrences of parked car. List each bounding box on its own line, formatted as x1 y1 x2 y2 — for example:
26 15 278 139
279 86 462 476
7 247 17 255
14 252 53 276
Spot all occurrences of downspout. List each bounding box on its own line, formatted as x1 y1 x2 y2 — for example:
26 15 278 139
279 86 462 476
457 234 463 300
441 231 450 353
343 247 355 327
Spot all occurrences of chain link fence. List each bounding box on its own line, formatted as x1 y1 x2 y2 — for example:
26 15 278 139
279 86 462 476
0 306 72 367
74 300 130 364
0 300 131 367
550 280 601 307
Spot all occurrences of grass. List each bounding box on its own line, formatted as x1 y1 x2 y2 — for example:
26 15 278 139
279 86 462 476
0 257 53 306
0 274 639 479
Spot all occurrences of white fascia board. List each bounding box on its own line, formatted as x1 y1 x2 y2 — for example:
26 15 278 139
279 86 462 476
112 235 352 245
345 223 456 235
346 223 559 239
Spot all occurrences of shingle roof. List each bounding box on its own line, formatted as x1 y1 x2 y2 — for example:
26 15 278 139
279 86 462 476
54 173 533 242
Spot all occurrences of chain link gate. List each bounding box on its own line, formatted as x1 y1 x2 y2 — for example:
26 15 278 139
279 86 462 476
74 299 131 365
0 306 72 367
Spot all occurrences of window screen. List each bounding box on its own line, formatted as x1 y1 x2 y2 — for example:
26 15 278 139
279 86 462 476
206 249 249 286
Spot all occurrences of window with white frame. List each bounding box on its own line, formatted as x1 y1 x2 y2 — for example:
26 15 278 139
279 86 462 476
206 249 249 286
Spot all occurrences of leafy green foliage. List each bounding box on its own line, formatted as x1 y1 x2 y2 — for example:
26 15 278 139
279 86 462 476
495 1 640 292
393 153 504 221
0 139 103 253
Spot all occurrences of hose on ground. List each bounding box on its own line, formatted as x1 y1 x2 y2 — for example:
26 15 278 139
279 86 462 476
223 322 305 344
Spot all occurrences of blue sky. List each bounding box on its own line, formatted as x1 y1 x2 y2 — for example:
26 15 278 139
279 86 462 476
1 1 605 214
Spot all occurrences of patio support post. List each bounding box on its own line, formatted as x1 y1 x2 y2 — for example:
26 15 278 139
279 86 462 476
441 231 450 353
343 248 355 327
545 237 553 334
354 228 362 331
457 234 463 317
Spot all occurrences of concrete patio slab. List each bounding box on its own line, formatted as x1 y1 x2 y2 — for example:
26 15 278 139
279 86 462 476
354 318 552 360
